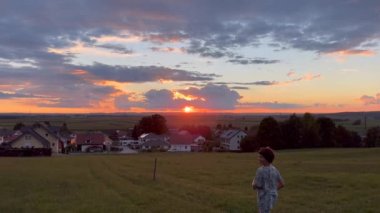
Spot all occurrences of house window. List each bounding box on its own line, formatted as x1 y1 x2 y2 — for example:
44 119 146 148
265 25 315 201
185 146 187 149
52 143 55 147
45 133 49 137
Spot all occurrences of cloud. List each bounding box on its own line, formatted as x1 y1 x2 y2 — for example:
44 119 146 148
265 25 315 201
178 84 242 109
186 40 234 59
0 65 119 108
287 71 296 77
0 91 40 99
230 86 250 90
210 81 279 86
238 101 305 109
1 0 380 61
150 47 185 53
201 73 320 87
143 33 187 44
328 49 376 57
183 73 320 88
116 84 242 110
0 0 379 111
94 43 134 54
227 58 280 65
360 93 380 105
75 62 220 83
286 73 321 84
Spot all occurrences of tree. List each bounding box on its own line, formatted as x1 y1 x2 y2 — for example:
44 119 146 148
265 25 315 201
131 125 139 140
352 119 361 126
256 117 283 149
240 134 258 152
300 113 320 148
317 117 336 147
280 114 302 149
180 125 212 140
197 125 212 140
202 140 219 152
133 114 168 138
365 126 380 147
334 125 362 147
13 122 25 130
216 124 222 130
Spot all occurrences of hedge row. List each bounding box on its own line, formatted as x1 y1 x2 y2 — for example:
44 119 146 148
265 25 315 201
0 148 52 157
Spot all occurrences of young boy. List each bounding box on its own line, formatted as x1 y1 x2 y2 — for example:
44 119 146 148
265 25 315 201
252 147 284 213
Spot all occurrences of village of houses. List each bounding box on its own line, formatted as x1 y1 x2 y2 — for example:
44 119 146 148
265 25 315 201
0 121 248 156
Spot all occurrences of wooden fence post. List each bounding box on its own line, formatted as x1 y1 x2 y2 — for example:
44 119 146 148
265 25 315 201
153 158 157 181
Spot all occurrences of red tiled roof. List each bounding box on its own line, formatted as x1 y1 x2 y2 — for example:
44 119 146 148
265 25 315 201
75 133 105 145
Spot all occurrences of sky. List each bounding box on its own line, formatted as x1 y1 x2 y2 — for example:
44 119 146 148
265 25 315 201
0 0 379 113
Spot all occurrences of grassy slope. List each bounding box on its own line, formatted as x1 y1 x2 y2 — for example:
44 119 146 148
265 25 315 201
0 148 379 212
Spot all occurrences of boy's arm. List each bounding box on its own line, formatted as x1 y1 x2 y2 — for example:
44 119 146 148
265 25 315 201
252 179 263 190
277 179 285 190
252 169 263 190
276 170 285 190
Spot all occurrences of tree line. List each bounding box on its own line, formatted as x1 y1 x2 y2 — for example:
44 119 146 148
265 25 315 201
241 113 380 151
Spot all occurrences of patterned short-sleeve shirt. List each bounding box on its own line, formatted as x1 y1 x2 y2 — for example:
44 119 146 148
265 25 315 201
252 165 284 212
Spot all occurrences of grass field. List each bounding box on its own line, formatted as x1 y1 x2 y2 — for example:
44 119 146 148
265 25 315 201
0 148 379 212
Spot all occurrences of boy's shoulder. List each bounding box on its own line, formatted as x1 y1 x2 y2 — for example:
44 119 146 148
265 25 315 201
256 166 264 173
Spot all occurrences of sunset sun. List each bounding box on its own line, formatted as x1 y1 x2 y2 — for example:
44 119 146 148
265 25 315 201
183 106 194 113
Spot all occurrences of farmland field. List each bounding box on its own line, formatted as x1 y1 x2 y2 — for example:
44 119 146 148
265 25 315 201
0 148 379 212
0 112 379 132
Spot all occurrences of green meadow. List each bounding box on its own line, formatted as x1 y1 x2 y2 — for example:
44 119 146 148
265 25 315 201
0 148 379 212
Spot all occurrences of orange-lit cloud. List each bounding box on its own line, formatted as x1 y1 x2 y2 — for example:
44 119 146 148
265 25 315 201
173 91 204 101
92 35 142 43
48 42 137 57
70 69 88 75
327 49 376 62
330 49 375 56
360 93 380 105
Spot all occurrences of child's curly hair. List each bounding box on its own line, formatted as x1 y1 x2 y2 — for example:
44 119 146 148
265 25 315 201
258 147 275 163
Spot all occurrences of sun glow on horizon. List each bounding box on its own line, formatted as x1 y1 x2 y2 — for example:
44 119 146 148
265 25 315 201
183 106 194 113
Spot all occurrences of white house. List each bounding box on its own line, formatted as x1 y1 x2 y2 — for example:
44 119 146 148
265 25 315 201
141 139 170 151
138 133 169 144
193 135 206 145
219 130 247 151
120 139 139 147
